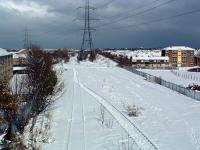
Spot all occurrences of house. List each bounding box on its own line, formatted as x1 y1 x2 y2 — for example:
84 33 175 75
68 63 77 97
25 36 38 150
0 48 13 81
162 46 195 67
13 49 30 66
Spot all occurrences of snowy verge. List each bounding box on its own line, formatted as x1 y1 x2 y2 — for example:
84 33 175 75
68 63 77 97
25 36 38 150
73 69 158 150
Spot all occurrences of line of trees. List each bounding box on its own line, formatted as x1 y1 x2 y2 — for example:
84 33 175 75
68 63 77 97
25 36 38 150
51 48 70 63
98 51 132 66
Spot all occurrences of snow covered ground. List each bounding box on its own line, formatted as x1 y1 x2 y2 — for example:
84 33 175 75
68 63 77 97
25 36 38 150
32 56 200 150
141 69 200 87
42 57 139 150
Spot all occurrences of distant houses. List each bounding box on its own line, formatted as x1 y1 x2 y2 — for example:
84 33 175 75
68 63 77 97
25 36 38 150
103 46 199 69
0 48 13 81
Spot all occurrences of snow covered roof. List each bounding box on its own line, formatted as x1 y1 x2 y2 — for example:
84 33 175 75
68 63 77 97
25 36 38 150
16 49 30 55
0 48 12 56
110 50 162 58
13 67 27 71
163 46 195 51
13 53 27 59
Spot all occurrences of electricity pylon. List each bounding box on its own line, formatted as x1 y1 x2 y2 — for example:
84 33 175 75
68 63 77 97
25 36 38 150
78 0 98 60
24 25 32 50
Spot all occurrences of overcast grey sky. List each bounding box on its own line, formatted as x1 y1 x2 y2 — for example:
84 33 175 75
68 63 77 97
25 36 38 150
0 0 199 49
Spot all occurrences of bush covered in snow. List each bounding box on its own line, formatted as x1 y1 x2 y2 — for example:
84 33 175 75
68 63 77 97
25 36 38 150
125 105 141 117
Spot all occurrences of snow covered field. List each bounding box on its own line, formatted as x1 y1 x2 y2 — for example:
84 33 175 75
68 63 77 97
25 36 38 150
141 69 200 87
34 56 200 150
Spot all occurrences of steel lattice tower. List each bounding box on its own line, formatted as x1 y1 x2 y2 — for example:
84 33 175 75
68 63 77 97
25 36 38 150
24 26 32 50
81 0 96 52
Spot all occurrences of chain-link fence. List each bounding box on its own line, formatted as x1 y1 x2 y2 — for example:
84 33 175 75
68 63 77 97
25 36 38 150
124 67 200 101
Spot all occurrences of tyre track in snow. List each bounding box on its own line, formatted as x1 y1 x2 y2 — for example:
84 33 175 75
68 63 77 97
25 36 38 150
72 68 86 150
80 82 86 150
65 70 75 150
74 69 159 150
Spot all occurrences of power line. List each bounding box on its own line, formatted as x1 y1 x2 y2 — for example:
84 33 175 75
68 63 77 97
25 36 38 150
103 8 200 30
102 0 160 20
97 0 116 9
96 0 176 28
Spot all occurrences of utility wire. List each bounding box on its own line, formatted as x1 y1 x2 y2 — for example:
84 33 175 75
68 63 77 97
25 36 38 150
97 0 116 9
102 8 200 30
105 0 160 20
96 0 176 28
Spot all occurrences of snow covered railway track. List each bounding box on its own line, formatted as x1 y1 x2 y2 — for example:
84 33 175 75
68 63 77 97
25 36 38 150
79 82 159 150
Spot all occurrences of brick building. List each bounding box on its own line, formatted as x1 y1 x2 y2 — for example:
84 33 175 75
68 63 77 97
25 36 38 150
194 50 200 66
0 48 13 81
162 46 195 67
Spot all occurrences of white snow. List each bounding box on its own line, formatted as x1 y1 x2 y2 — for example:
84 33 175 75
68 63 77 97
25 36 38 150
26 56 200 150
9 74 28 94
13 53 27 59
108 50 162 59
162 46 195 51
40 57 139 150
141 69 200 87
0 48 11 56
13 67 26 71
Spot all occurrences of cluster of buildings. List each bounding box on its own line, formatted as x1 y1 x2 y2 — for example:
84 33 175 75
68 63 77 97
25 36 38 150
109 46 199 69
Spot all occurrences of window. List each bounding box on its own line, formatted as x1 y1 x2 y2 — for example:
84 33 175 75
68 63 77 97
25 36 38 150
172 57 177 62
182 57 186 63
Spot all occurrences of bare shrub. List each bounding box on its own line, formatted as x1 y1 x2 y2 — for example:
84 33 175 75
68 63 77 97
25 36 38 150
96 105 113 129
123 104 141 117
97 105 105 125
117 135 137 150
104 117 114 129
